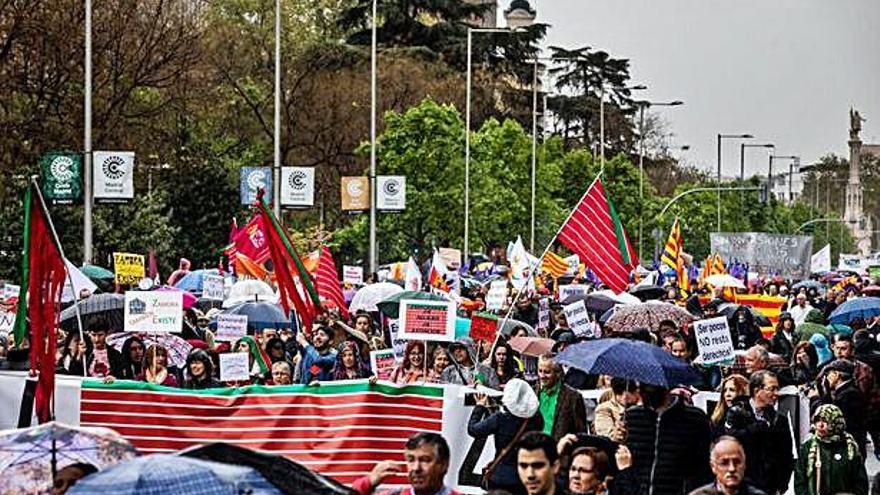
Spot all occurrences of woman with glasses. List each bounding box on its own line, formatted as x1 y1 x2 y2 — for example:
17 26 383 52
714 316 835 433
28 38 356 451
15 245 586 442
391 341 425 384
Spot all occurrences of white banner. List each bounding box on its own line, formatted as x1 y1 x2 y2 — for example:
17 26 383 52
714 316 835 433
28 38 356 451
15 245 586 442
123 291 183 333
376 176 406 210
558 284 588 301
280 167 315 208
693 316 735 366
838 253 864 273
215 314 248 342
485 280 508 312
810 244 831 273
93 151 135 202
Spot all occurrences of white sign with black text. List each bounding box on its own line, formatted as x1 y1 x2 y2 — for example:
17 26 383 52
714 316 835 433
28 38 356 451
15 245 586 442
280 167 315 208
219 352 250 382
376 176 406 210
93 151 135 202
693 316 735 365
343 265 363 285
562 300 593 337
485 281 508 312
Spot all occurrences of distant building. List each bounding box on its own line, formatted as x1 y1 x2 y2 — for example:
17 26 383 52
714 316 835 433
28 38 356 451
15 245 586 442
504 0 537 28
769 172 803 204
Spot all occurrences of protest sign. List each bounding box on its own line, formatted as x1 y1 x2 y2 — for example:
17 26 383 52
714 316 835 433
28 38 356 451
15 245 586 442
113 253 145 286
558 284 588 301
370 349 398 381
398 300 456 342
0 311 14 332
564 255 580 276
810 244 831 273
123 291 183 333
562 300 593 337
215 314 248 342
693 316 735 365
537 298 550 330
709 232 812 279
202 275 225 300
343 265 363 285
485 281 507 311
469 313 498 343
2 284 20 301
219 352 250 382
838 253 863 272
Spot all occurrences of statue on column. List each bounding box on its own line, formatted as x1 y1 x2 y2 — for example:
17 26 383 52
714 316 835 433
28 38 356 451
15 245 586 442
850 108 865 140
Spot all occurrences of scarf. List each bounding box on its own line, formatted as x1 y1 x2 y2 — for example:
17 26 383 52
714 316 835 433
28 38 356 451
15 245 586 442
234 336 271 375
807 404 860 490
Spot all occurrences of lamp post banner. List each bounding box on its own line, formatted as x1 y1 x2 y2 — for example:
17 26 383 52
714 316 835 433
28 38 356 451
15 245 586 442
40 152 83 204
709 232 812 279
93 151 134 203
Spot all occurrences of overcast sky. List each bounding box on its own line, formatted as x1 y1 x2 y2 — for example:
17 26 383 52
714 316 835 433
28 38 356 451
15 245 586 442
505 0 880 178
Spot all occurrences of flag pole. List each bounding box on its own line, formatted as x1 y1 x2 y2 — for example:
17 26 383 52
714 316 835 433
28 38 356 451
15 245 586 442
29 177 87 412
497 172 604 342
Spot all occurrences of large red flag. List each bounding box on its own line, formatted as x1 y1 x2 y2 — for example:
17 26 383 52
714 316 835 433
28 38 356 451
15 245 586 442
557 178 635 293
13 183 67 423
314 246 349 319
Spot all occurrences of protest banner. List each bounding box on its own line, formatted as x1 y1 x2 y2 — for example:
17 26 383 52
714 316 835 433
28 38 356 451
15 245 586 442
485 280 507 311
343 265 363 285
469 313 498 343
398 299 455 342
123 291 183 333
838 253 864 272
215 314 248 342
562 300 593 337
219 352 250 382
370 349 398 381
113 252 145 285
558 284 588 301
693 316 735 365
202 275 225 300
709 232 812 279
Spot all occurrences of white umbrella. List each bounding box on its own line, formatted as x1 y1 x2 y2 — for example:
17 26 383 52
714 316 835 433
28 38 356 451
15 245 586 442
703 274 746 289
349 282 404 312
62 259 98 303
593 289 641 306
223 279 278 308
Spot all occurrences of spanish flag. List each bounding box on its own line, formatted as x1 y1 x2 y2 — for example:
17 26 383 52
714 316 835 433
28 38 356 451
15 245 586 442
541 252 569 279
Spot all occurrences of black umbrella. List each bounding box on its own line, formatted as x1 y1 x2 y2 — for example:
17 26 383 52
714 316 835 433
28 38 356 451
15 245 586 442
560 293 617 315
629 284 666 302
59 294 125 332
718 303 771 326
179 443 356 495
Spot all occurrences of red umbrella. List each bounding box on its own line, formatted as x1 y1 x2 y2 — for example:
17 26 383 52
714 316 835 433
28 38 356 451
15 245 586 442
156 286 197 309
862 285 880 296
509 336 555 357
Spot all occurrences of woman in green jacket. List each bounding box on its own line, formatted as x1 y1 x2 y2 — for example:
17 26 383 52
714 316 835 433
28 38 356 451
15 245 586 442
794 404 868 495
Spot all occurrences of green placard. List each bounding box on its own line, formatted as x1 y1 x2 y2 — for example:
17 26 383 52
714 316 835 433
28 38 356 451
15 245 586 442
40 152 82 204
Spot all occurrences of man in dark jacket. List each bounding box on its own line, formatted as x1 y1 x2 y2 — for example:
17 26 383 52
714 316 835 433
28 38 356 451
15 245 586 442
724 370 793 495
688 436 768 495
809 358 868 459
623 383 713 494
87 326 124 379
535 354 586 441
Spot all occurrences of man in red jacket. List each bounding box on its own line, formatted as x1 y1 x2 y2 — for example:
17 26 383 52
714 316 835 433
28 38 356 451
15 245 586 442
353 432 461 495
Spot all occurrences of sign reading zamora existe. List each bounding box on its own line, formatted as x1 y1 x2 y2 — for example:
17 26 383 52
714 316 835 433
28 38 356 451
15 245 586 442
710 232 813 280
40 152 83 204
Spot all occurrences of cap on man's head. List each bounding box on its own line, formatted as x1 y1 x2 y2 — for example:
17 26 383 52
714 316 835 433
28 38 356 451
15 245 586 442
825 359 854 376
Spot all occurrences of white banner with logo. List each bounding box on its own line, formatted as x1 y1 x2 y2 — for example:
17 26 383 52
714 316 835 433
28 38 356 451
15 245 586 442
123 291 183 333
93 151 134 203
280 167 315 208
376 176 406 210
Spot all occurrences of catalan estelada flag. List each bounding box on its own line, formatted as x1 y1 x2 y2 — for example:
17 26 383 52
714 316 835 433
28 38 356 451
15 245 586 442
541 251 569 279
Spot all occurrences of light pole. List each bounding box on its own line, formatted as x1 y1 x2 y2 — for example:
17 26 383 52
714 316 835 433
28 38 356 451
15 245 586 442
465 27 515 262
636 99 683 262
83 0 93 264
599 83 645 173
769 155 797 202
369 0 378 274
739 143 774 182
716 133 753 231
273 0 281 220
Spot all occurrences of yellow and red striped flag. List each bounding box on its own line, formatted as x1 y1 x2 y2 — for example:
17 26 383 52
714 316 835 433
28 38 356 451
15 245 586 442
660 219 682 271
541 251 569 279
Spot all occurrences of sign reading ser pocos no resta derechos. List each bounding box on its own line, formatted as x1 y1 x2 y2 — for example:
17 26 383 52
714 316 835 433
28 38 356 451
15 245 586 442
693 316 735 366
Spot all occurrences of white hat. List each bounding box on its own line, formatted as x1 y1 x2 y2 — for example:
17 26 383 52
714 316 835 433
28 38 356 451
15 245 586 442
502 378 539 419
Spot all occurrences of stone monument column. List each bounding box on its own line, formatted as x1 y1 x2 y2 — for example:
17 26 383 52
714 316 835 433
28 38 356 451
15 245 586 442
845 109 872 255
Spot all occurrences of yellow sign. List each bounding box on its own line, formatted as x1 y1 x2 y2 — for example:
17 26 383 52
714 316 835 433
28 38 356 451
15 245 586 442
113 252 145 285
341 176 370 211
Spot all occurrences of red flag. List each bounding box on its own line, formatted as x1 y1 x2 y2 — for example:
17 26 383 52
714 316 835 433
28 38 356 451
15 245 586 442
314 246 349 319
13 183 66 423
226 215 270 265
557 178 634 293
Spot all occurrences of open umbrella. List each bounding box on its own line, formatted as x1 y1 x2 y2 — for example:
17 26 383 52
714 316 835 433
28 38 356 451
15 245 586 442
221 301 291 330
180 443 356 495
629 284 666 301
717 303 771 327
861 285 880 296
108 332 193 368
224 280 278 308
829 296 880 325
79 264 114 281
792 280 824 292
560 293 618 315
0 422 137 495
173 269 220 294
703 274 746 289
68 454 281 495
603 301 696 332
376 291 448 319
508 336 555 357
59 294 125 332
556 338 702 388
348 282 404 312
499 319 537 337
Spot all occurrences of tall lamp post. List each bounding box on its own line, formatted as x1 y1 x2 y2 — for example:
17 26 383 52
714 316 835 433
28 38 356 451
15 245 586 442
273 0 282 220
636 99 683 262
716 133 753 231
83 0 93 263
739 142 774 181
599 83 645 173
368 0 378 273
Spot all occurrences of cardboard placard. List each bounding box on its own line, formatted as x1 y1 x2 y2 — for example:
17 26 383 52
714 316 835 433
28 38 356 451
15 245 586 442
219 352 250 382
114 252 145 286
343 265 364 285
202 275 225 300
398 300 456 342
537 298 550 330
558 284 588 301
694 316 735 365
469 313 498 342
563 300 593 337
485 280 508 312
370 349 398 381
215 314 248 342
123 291 183 333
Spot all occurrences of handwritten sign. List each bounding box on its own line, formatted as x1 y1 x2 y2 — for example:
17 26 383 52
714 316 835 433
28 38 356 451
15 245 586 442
220 352 250 382
558 284 588 301
0 311 14 333
215 314 248 342
370 349 398 381
537 298 550 330
343 265 363 285
398 299 456 342
202 275 225 300
693 316 735 365
563 300 593 337
469 313 498 343
123 291 183 333
114 252 145 285
710 232 812 279
485 281 508 312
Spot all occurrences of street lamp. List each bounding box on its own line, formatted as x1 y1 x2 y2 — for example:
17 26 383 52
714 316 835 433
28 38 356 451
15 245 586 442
273 0 282 221
716 133 753 231
636 99 683 262
600 83 646 172
740 143 774 182
465 27 519 262
369 0 378 273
